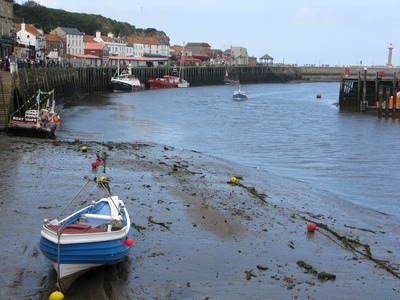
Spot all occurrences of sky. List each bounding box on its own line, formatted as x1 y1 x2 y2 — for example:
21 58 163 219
15 0 400 67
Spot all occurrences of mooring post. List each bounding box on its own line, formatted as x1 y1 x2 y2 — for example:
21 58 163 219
374 72 379 109
357 71 361 110
361 67 367 111
392 72 397 118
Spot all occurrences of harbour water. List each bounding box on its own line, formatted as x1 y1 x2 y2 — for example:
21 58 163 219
60 82 400 219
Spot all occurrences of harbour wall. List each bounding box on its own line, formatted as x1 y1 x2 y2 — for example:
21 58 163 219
1 65 399 129
300 66 400 81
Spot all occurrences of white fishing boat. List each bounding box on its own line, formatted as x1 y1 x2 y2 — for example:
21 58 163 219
111 64 143 91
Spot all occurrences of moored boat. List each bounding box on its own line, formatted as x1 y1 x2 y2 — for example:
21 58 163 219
7 89 60 139
148 74 182 89
223 70 240 85
232 85 248 101
39 177 134 293
111 65 143 91
177 49 190 88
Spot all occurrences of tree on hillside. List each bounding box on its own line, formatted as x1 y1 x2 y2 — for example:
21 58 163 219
13 1 134 36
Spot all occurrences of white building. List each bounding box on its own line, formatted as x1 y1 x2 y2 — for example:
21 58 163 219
231 46 248 65
50 27 84 56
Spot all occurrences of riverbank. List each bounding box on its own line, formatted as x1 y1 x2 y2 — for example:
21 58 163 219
0 134 399 299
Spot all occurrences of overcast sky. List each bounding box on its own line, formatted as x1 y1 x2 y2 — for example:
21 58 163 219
16 0 400 66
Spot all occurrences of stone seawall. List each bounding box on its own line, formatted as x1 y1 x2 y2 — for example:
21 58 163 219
299 66 400 81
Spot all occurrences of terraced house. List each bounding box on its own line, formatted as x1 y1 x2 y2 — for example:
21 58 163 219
0 0 14 58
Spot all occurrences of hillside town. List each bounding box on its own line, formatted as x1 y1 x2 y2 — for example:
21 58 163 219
0 0 272 70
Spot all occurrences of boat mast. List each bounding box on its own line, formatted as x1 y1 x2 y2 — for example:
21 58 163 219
180 42 185 83
50 90 55 114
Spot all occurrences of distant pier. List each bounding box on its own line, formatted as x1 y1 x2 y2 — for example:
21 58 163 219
339 68 400 118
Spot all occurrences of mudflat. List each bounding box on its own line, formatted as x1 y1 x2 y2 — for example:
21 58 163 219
0 134 399 299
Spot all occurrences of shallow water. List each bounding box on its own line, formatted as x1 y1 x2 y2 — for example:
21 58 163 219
59 82 400 219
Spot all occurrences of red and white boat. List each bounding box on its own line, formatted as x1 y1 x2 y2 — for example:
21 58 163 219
148 75 189 89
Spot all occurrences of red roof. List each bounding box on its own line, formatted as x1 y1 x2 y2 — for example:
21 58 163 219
193 53 210 59
85 43 106 50
14 23 42 36
83 35 96 43
71 54 100 59
109 56 167 61
44 34 61 42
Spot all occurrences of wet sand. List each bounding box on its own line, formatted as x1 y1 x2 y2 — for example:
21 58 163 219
0 133 399 299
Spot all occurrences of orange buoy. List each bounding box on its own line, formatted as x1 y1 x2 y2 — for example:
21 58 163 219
307 222 317 232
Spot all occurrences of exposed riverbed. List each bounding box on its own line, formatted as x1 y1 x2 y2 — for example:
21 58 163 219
0 134 399 299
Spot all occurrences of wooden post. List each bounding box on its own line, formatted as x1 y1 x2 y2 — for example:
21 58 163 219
339 77 344 108
374 72 379 110
362 67 367 111
377 85 383 117
357 71 361 110
392 72 397 118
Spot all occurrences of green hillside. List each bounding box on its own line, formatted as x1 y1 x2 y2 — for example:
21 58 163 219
13 1 169 42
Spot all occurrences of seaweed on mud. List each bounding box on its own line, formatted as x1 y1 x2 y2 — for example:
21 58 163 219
302 217 400 279
228 180 268 202
296 260 336 282
245 269 257 280
147 216 170 230
131 222 146 232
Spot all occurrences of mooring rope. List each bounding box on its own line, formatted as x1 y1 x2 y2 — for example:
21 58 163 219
56 179 92 219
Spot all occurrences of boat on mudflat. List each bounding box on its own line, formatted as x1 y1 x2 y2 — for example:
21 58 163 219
39 177 134 293
232 85 248 101
148 74 189 89
7 89 60 139
223 70 240 85
111 65 143 92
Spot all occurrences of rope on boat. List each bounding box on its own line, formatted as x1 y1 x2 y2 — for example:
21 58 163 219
99 180 123 217
56 178 92 219
56 231 61 290
10 89 55 117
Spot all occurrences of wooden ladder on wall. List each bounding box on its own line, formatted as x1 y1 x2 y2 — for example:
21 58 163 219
0 72 13 130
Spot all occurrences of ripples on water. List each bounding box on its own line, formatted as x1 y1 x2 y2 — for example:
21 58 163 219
60 82 400 218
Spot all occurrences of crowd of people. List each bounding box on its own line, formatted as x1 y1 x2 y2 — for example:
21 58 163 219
0 56 10 71
1 56 69 70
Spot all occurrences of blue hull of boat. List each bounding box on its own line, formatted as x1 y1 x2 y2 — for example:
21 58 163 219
39 227 133 264
232 95 247 100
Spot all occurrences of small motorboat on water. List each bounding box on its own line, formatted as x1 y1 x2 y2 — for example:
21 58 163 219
232 85 248 101
7 89 60 139
39 176 134 293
